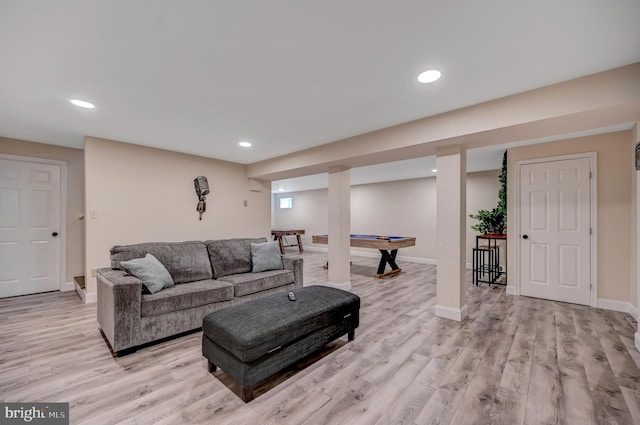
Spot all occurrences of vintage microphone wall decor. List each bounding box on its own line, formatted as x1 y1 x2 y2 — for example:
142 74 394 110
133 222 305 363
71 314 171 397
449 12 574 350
194 176 210 220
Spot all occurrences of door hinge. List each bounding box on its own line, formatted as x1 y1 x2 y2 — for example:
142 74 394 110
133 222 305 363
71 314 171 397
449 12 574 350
589 171 592 179
590 228 592 235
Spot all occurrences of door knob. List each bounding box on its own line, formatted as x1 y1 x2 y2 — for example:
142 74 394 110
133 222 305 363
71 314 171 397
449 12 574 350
522 234 528 239
52 232 58 237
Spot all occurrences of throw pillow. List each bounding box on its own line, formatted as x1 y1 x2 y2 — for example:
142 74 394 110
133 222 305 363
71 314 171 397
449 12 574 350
251 241 283 273
120 253 174 294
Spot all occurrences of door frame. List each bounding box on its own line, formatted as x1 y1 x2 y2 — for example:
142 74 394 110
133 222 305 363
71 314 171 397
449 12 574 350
0 153 68 292
514 152 597 307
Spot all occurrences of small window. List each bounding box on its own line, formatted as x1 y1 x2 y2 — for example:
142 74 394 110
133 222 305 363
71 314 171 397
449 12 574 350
279 197 292 209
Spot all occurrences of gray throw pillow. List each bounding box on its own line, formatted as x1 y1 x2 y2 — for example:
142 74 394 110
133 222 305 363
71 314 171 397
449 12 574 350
251 241 283 273
120 253 174 294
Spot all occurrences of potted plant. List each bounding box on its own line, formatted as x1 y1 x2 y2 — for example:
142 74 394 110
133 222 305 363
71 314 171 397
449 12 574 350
469 151 507 235
469 207 506 235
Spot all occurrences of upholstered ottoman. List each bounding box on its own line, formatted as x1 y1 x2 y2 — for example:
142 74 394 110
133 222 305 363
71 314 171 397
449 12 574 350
202 285 360 402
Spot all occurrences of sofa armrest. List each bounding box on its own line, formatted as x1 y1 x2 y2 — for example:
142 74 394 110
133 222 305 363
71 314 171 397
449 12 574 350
96 268 143 353
282 256 303 288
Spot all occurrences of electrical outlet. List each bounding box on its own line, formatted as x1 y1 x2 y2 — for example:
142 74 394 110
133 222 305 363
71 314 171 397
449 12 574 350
89 210 98 219
243 200 248 207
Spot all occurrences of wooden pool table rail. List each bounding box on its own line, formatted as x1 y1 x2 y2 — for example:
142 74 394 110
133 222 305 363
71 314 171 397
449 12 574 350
311 235 415 250
312 235 416 278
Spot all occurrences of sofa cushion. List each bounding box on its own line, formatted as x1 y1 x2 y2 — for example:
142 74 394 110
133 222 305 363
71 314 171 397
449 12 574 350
111 241 212 284
206 238 267 278
251 241 283 273
217 269 294 297
141 279 234 317
120 253 174 294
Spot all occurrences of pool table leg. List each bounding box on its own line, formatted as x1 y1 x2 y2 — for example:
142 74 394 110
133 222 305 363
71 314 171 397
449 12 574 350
376 249 401 278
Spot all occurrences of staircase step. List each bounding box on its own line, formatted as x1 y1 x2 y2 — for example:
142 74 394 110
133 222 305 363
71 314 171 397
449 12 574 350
74 276 85 289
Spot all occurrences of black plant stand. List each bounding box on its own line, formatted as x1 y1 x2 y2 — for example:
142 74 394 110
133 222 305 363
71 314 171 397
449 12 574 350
472 234 506 286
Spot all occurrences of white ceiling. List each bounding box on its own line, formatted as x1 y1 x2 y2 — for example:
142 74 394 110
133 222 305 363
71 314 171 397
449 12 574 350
2 1 639 174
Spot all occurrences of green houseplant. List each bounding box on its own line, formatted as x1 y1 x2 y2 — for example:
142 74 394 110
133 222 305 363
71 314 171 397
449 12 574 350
469 151 507 235
469 207 505 235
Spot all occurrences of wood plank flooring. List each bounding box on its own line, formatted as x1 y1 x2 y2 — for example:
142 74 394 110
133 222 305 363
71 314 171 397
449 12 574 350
2 251 640 424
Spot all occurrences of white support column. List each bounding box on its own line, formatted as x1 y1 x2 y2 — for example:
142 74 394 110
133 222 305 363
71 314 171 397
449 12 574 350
435 146 468 321
327 166 351 290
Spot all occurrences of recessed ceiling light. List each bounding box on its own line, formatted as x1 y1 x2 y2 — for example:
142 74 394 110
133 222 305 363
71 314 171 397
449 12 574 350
238 141 252 148
70 99 95 109
278 188 284 192
418 70 441 84
432 169 438 173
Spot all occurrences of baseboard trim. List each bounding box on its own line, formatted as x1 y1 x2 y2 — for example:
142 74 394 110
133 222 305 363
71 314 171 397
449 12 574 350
352 249 436 265
85 291 97 304
435 304 468 321
60 281 75 292
387 254 436 265
301 246 327 253
506 285 517 296
598 298 637 320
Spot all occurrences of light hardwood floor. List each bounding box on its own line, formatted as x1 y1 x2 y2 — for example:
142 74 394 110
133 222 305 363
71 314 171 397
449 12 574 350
2 251 640 424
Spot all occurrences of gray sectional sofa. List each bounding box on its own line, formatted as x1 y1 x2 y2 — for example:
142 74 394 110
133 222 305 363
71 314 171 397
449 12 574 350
97 237 303 354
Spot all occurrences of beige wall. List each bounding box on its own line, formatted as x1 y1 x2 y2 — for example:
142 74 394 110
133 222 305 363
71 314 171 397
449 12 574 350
84 137 271 295
507 131 632 302
0 137 85 284
273 170 501 263
351 178 435 259
273 188 328 246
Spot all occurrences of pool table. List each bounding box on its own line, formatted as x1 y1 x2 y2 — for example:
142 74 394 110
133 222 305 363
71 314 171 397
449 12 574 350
312 234 416 278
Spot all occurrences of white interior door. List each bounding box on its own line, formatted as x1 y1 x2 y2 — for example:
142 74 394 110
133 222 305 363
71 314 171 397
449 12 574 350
520 157 591 305
0 158 61 298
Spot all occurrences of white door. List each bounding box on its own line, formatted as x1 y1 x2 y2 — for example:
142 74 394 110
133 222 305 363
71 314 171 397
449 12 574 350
0 158 61 298
520 157 591 305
